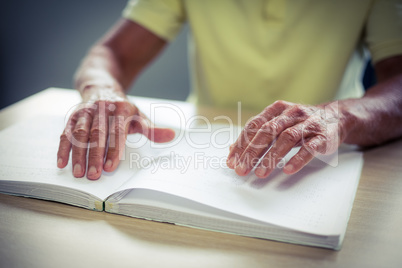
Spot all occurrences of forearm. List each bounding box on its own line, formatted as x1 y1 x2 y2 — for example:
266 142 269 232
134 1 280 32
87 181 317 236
342 73 402 146
74 45 126 100
74 19 167 99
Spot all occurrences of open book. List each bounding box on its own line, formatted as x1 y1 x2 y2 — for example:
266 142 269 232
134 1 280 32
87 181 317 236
0 115 363 250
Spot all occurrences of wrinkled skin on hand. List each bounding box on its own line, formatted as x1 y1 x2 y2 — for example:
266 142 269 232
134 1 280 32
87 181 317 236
227 100 345 178
57 86 175 180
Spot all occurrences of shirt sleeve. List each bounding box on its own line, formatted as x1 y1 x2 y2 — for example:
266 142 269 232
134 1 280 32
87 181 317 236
365 0 402 63
122 0 186 41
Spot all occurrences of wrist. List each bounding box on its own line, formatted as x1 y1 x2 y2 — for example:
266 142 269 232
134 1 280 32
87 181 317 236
78 82 127 103
337 100 359 144
337 98 377 146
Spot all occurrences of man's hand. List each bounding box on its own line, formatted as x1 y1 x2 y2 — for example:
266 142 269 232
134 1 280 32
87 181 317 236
57 86 175 180
227 56 402 178
56 18 173 180
227 100 346 178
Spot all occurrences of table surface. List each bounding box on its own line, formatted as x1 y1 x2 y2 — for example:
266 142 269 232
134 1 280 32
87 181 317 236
1 88 402 268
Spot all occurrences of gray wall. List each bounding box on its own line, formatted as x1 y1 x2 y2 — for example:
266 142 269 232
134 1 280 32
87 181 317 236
0 0 189 109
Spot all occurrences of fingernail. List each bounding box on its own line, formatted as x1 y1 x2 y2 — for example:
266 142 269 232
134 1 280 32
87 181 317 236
104 159 112 170
284 164 294 174
88 166 97 176
255 167 266 178
57 158 63 168
227 156 236 168
73 164 82 177
235 162 248 176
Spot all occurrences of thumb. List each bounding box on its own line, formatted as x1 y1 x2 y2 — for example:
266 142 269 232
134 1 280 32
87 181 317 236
145 126 176 143
128 113 175 143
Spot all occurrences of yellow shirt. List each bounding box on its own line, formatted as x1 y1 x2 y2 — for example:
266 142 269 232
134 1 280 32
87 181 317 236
123 0 402 111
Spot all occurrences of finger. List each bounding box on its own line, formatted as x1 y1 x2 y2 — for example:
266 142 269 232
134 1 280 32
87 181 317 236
283 137 326 174
146 127 176 142
129 113 175 143
227 100 289 169
234 104 318 175
87 102 110 180
128 109 146 134
104 105 132 172
229 143 235 151
254 124 304 178
227 116 265 170
233 121 275 176
57 114 77 168
71 110 93 177
234 114 304 176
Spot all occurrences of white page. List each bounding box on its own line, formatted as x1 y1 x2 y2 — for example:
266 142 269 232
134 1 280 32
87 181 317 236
114 131 363 235
0 115 159 201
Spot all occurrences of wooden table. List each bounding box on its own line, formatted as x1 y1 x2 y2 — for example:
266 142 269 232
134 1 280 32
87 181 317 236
1 88 401 268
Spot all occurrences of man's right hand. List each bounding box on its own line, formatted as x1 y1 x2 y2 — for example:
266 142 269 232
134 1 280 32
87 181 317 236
57 19 174 179
56 85 175 180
